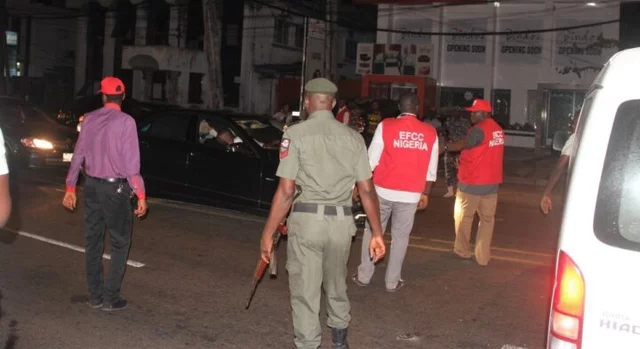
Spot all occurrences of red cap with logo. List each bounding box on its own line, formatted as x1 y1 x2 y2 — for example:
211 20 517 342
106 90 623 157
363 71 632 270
465 99 492 113
99 77 125 95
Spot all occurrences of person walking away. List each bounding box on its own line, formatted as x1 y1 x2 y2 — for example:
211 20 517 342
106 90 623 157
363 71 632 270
443 110 471 198
258 78 386 349
0 128 11 227
335 99 351 126
352 93 439 292
364 101 382 145
444 99 504 266
62 77 148 311
540 109 580 214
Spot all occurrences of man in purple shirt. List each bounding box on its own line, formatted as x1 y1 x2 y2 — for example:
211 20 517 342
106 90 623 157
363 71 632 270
62 77 148 312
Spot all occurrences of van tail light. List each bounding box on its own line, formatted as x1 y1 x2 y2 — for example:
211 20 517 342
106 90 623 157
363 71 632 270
548 251 585 349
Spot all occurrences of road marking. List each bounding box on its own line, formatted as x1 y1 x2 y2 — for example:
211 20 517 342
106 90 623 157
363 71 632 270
502 345 528 349
428 238 555 257
5 229 146 268
407 243 552 266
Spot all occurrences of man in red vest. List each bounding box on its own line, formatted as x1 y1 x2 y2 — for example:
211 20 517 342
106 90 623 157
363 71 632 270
352 93 439 292
444 99 504 266
336 99 351 126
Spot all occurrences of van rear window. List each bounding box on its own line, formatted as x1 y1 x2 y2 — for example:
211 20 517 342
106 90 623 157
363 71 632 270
594 100 640 251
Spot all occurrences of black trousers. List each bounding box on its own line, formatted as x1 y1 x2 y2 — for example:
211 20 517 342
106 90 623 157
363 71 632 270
83 177 133 303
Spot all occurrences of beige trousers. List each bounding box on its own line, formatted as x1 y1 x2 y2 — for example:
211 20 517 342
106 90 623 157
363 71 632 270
453 191 498 266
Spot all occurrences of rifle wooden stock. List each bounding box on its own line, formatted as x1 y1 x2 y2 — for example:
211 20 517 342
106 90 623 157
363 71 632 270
244 223 288 310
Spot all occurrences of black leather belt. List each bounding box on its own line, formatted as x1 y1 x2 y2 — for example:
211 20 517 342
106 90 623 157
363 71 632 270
87 175 127 184
292 203 352 216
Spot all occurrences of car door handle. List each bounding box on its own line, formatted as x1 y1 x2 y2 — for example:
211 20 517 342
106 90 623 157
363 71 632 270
265 177 276 182
190 152 196 157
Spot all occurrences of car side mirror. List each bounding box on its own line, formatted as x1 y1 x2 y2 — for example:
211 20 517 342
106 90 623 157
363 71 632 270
552 130 571 151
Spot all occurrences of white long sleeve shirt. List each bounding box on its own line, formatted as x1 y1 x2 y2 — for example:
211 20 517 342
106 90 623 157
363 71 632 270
368 122 439 203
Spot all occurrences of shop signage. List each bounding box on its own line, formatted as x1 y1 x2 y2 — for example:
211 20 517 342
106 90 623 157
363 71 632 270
555 18 606 68
356 43 434 77
498 19 544 64
444 19 488 64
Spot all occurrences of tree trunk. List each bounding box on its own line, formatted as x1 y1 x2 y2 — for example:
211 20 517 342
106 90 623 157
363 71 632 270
202 0 224 109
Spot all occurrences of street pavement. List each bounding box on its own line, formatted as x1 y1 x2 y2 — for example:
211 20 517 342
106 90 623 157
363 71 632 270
0 170 565 349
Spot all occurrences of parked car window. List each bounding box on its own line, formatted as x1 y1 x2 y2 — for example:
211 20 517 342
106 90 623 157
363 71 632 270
233 118 282 150
142 114 191 141
196 116 245 150
594 99 640 251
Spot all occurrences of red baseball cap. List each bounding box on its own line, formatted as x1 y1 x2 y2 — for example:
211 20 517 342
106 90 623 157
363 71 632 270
99 77 125 95
465 99 492 113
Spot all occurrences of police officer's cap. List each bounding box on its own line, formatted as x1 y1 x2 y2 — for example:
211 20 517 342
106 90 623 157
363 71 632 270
305 78 338 95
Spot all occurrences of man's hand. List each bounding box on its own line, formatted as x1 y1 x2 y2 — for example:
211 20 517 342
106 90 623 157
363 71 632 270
260 234 274 263
62 192 77 211
417 194 429 211
540 195 552 215
352 187 360 202
135 198 148 218
369 235 386 262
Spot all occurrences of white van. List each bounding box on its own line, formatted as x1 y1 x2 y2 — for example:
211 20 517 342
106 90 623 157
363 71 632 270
547 47 640 349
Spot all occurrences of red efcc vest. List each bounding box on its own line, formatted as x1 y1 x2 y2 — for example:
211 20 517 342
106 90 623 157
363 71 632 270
336 107 349 124
373 114 437 193
458 118 504 185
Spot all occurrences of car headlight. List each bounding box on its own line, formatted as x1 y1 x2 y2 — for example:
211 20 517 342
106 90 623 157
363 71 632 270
20 137 54 150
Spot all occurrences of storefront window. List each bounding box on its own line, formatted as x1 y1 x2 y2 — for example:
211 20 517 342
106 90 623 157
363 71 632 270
492 89 511 129
439 87 484 109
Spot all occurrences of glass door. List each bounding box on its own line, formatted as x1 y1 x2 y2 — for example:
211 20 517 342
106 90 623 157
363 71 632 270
542 89 585 147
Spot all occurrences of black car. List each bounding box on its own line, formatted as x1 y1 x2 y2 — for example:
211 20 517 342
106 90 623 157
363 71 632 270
1 96 77 169
137 108 367 222
58 95 176 131
137 108 283 212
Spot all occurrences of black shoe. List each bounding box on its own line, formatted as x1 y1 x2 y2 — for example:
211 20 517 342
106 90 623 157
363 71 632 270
88 298 103 309
331 327 349 349
102 299 128 312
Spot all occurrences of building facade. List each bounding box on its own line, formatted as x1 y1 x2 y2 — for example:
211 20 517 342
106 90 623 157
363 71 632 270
67 0 242 109
371 0 620 150
239 0 376 115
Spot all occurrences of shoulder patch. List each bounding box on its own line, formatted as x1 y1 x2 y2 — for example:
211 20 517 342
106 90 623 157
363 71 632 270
280 138 290 159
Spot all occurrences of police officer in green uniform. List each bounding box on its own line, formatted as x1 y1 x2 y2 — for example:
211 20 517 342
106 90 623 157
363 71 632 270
259 78 386 349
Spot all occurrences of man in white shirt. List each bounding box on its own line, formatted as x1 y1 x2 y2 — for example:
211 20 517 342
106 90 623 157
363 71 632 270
540 110 579 214
352 93 439 292
0 128 12 227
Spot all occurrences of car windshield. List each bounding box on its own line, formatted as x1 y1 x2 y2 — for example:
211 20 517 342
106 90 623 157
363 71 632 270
233 118 282 149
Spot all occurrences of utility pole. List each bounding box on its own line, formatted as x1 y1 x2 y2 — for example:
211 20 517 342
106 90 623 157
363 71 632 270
0 0 8 94
202 0 224 109
298 17 308 119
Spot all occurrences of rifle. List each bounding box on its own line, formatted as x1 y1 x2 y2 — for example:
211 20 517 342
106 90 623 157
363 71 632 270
244 222 288 310
244 185 302 310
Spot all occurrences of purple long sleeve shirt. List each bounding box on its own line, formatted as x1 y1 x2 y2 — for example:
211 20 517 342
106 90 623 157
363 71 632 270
65 103 146 199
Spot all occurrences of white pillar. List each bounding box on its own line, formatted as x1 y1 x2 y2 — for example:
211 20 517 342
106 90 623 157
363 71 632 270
169 5 180 47
135 4 148 46
133 4 148 102
103 12 116 77
177 70 189 106
75 16 88 94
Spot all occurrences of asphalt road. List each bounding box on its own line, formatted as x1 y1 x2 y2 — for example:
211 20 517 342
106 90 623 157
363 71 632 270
0 170 565 349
